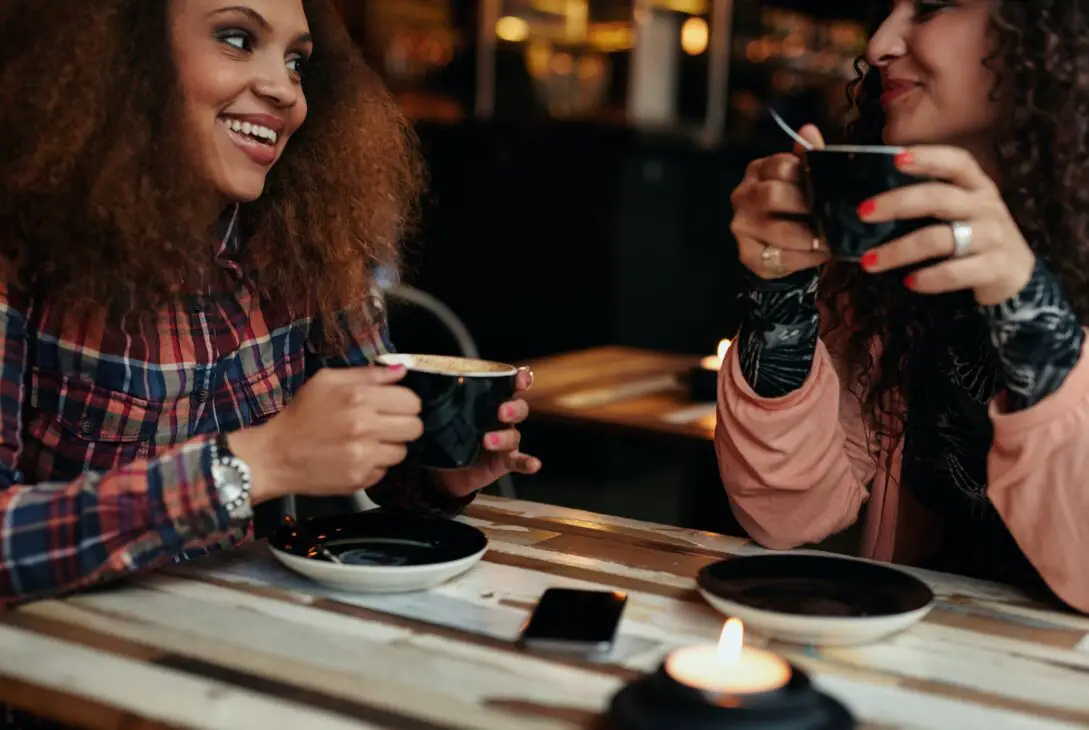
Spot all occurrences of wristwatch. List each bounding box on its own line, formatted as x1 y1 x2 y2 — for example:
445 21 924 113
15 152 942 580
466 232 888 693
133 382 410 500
211 432 254 522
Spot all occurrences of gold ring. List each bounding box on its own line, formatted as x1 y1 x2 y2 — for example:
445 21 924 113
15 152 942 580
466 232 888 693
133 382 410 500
761 245 785 276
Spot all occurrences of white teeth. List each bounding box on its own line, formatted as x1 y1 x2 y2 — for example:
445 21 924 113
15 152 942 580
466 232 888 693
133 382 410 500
220 117 278 145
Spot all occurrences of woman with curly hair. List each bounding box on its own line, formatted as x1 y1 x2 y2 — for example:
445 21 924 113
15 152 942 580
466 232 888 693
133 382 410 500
718 0 1089 612
0 0 540 614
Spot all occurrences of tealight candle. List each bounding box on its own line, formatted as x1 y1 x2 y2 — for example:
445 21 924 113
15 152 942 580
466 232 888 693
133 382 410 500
665 618 791 695
609 617 853 730
699 339 732 371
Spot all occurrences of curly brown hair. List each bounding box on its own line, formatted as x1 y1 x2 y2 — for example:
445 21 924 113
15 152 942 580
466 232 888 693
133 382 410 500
0 0 423 340
820 1 1089 444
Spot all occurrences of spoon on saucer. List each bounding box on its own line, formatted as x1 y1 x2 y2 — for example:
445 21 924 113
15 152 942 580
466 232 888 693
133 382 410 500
284 515 342 564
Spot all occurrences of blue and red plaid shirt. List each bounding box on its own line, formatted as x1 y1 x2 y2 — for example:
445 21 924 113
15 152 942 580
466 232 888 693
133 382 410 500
0 208 468 609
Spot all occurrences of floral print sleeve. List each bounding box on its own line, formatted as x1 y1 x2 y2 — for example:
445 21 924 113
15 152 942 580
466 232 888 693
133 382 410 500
979 258 1084 412
736 268 822 398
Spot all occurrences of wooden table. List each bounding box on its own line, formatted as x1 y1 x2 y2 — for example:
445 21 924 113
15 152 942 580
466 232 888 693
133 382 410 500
2 497 1087 730
520 346 715 443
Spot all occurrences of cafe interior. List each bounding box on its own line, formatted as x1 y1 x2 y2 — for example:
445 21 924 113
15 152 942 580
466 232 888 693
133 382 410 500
10 1 1088 729
345 0 868 535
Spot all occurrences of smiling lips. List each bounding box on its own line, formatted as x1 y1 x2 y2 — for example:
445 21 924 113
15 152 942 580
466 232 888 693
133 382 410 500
880 79 920 108
219 113 286 167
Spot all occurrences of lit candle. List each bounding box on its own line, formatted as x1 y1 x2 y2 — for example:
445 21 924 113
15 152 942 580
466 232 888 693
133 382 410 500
700 339 732 371
665 619 791 695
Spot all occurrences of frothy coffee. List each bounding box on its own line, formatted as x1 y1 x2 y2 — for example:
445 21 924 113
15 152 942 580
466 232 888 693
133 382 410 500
379 353 516 377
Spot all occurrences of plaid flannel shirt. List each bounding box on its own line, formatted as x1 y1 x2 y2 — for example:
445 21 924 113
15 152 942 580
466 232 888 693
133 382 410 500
0 210 470 608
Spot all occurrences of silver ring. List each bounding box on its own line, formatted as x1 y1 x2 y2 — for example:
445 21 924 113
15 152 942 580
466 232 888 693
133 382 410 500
761 244 784 276
951 221 973 258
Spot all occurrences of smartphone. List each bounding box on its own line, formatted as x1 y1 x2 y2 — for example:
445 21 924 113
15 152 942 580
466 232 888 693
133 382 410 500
519 588 628 655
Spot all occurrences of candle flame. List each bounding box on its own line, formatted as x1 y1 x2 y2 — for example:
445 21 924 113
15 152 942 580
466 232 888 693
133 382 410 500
717 339 732 359
717 618 743 665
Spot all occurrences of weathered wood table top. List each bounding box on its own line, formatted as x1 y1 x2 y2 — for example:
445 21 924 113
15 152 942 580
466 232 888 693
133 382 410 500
519 346 716 443
1 496 1087 730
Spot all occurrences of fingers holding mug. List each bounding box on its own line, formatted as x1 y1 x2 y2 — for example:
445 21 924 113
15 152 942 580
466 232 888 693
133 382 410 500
738 238 827 280
731 192 829 279
744 179 810 218
743 215 822 252
795 124 826 152
753 153 803 184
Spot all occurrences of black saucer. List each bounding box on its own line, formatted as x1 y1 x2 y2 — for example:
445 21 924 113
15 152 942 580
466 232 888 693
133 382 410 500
697 554 934 618
269 511 488 568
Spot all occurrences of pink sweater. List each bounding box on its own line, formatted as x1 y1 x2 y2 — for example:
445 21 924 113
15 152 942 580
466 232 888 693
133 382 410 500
715 326 1089 613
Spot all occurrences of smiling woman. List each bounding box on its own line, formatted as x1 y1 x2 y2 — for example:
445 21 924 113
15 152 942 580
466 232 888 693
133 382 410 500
719 0 1089 615
171 1 313 200
0 0 539 666
0 0 418 326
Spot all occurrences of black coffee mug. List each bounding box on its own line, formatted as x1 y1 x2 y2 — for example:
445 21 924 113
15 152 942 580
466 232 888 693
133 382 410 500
376 353 518 470
802 145 940 261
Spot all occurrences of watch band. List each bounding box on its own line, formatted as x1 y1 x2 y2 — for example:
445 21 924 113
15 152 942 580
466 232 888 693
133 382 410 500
215 431 234 459
212 432 254 522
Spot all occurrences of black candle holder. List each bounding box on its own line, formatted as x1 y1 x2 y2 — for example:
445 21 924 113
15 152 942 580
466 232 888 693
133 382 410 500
684 364 719 403
608 660 854 730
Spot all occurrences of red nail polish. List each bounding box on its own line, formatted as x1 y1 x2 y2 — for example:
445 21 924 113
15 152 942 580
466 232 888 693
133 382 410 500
387 364 405 372
488 434 500 447
904 274 916 289
501 405 512 420
895 150 913 167
860 252 877 269
857 200 875 218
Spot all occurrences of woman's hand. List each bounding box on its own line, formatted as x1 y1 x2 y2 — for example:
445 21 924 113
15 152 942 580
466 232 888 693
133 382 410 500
231 365 422 504
857 146 1036 305
731 124 830 280
432 367 542 498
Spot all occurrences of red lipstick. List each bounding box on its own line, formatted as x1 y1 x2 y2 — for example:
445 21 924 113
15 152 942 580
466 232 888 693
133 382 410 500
880 78 919 108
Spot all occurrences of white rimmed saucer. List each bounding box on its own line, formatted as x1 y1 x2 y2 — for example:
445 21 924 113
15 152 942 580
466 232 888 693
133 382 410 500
268 511 488 594
697 552 936 646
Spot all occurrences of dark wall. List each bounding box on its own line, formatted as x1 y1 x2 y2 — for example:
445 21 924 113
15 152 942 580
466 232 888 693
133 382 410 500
392 121 780 362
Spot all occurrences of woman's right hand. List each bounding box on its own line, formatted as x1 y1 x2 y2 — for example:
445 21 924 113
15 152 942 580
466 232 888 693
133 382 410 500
730 124 830 280
230 364 423 504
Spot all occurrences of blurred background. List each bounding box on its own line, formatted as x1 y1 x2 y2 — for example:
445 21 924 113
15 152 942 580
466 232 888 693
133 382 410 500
336 0 870 538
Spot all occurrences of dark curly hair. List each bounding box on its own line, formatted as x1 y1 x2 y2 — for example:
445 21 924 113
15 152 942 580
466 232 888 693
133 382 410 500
819 1 1089 446
0 0 423 342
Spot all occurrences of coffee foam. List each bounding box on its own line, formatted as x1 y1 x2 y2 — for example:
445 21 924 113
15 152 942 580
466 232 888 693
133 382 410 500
378 353 516 377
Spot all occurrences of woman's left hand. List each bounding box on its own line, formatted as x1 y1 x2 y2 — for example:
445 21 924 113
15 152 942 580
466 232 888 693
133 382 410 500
432 367 542 498
856 146 1036 306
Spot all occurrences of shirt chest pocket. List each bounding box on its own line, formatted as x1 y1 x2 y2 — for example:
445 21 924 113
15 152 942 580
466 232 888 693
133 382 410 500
28 368 164 462
237 348 307 426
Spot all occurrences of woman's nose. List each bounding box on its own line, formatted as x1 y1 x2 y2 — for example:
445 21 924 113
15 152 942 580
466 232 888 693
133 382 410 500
866 9 909 68
253 67 299 110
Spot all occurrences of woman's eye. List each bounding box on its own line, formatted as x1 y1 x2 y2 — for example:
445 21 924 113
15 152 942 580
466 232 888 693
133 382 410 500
216 28 252 52
287 55 308 81
914 0 953 20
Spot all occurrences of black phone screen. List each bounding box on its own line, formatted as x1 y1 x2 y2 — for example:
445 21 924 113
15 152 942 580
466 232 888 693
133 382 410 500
520 588 627 652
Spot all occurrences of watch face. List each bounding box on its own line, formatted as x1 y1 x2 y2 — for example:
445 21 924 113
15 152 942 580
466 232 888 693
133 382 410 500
212 462 244 504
